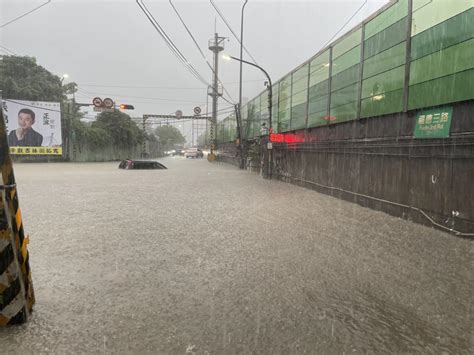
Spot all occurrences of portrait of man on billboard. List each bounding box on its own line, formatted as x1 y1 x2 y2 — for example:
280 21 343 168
7 108 44 147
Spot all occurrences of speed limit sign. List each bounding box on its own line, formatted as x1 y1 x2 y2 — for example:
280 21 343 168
103 97 114 108
93 97 103 108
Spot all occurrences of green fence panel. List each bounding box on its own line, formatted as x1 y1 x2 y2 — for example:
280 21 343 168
291 103 307 130
411 8 474 60
332 46 361 75
408 68 474 109
330 101 358 123
330 84 359 108
333 28 362 59
360 89 404 118
362 65 405 99
307 110 329 128
365 0 408 39
309 79 329 99
363 42 406 79
331 64 360 91
411 0 474 36
309 95 329 115
310 50 330 86
364 17 407 59
410 38 474 86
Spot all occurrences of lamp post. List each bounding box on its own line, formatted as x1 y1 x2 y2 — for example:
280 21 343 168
236 0 248 170
222 54 272 179
60 73 69 84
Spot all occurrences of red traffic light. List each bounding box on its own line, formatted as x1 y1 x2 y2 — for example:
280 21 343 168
119 104 135 110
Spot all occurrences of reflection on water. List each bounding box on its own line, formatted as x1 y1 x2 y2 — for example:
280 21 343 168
0 159 471 354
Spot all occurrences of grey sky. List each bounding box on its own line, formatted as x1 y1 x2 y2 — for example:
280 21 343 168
1 0 388 142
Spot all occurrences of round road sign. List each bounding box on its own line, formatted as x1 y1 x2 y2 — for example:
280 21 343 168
103 97 114 108
175 110 183 118
194 106 201 115
93 97 103 108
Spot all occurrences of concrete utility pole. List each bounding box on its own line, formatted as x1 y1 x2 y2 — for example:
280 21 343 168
141 116 148 158
208 32 225 160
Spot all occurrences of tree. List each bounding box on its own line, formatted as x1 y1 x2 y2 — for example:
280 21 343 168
155 125 185 151
0 55 75 101
93 110 144 148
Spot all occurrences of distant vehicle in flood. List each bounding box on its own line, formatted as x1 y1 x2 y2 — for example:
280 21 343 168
118 160 167 170
185 148 204 159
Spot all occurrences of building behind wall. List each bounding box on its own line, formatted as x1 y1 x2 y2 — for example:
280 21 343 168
216 0 474 234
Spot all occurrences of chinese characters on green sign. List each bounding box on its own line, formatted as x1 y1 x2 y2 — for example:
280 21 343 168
414 106 453 138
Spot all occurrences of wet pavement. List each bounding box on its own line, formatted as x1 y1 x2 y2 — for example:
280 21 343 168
0 157 472 354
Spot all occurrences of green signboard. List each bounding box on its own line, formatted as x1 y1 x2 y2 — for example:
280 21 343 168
414 106 453 138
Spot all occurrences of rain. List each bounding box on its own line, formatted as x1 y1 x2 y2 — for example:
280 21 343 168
0 0 473 353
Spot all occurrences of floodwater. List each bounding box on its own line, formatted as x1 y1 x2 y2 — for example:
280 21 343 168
0 158 472 354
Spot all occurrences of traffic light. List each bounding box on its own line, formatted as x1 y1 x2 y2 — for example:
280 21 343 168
119 104 135 110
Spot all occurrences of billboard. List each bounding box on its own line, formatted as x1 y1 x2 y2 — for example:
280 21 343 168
2 99 63 155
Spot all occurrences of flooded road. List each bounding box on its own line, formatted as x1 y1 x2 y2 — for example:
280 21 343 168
0 158 472 354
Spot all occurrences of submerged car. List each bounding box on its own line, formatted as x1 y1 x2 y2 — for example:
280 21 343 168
118 160 167 170
184 148 204 159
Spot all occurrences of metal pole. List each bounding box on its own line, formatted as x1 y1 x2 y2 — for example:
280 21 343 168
229 55 272 177
211 32 219 156
206 93 209 147
239 0 248 119
237 1 248 170
267 82 272 179
403 0 413 112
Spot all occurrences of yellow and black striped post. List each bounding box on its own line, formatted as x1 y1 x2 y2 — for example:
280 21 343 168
0 96 35 325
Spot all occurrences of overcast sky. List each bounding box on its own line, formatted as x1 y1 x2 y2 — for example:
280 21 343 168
1 0 389 142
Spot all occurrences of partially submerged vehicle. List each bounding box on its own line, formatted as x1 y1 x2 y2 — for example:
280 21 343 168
118 159 167 170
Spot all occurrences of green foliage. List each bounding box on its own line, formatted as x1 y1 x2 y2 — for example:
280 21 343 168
155 125 186 151
93 110 144 148
0 55 75 101
71 118 111 148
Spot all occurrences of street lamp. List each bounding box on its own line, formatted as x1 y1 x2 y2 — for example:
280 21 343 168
222 54 273 179
60 73 69 84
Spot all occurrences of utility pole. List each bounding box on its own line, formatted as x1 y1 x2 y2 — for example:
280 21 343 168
208 32 225 160
141 115 147 158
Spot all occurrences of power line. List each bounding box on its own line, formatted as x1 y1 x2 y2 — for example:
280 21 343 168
76 89 234 114
0 0 51 28
76 79 265 89
79 84 205 90
322 0 369 48
136 0 210 88
0 45 17 55
209 0 258 65
76 88 205 105
168 0 235 104
168 0 209 64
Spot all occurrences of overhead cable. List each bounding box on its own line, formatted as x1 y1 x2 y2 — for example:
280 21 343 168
322 0 368 47
76 87 205 105
0 0 51 28
136 0 210 87
77 79 266 89
168 0 235 104
0 45 17 55
209 0 258 65
76 88 234 114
